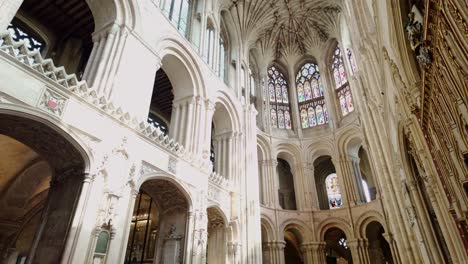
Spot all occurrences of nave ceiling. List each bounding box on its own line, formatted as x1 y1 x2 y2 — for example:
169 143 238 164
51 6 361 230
221 0 342 59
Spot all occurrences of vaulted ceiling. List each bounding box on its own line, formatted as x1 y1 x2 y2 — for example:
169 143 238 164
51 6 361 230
223 0 342 58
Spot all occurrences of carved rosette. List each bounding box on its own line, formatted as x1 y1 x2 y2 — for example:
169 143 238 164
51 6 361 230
39 88 67 117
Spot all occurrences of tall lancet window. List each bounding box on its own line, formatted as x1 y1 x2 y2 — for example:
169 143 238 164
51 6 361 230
296 62 329 128
325 173 342 209
331 46 354 116
166 0 191 35
268 66 291 129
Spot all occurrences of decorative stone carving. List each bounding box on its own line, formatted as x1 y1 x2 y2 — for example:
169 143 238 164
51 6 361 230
168 156 177 174
405 11 423 50
416 43 432 68
39 88 67 116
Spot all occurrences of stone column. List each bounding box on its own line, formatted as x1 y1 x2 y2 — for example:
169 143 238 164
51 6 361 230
347 239 370 264
317 56 339 130
84 24 129 95
170 96 197 151
334 155 360 206
383 232 401 264
302 163 319 209
262 241 286 264
301 242 326 264
350 156 367 203
28 168 85 264
263 160 280 208
0 0 23 30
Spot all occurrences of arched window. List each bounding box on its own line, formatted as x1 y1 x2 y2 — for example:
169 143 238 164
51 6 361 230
331 46 354 116
325 173 342 209
268 66 291 129
296 63 328 128
205 26 215 66
166 0 191 35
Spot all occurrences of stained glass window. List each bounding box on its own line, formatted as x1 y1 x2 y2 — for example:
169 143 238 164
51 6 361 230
325 173 342 209
296 62 328 128
331 46 354 116
268 66 291 129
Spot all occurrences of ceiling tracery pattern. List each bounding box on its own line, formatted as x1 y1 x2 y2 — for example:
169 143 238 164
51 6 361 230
224 0 342 58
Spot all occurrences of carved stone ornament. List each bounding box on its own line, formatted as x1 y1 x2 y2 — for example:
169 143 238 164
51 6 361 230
405 11 423 50
168 156 177 174
139 161 159 176
416 43 432 68
39 88 67 116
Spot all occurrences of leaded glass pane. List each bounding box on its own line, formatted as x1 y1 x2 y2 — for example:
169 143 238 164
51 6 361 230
301 108 308 128
297 83 304 102
316 105 324 125
278 110 285 129
296 62 328 128
284 110 291 129
271 109 277 127
308 107 316 127
326 174 342 209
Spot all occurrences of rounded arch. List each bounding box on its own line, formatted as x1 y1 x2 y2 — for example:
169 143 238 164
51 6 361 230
85 0 139 31
261 215 277 242
356 210 386 238
275 143 302 166
337 125 364 156
280 218 312 242
213 90 242 133
317 217 353 241
0 105 92 172
137 172 194 211
257 134 272 161
156 38 206 99
307 140 335 164
207 205 229 227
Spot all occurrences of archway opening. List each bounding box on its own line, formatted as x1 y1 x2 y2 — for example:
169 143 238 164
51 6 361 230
10 0 95 77
358 147 376 202
124 179 189 263
324 227 351 264
211 102 235 179
147 68 174 135
284 228 303 264
277 158 297 210
0 115 86 264
314 156 339 210
365 221 393 264
206 207 227 263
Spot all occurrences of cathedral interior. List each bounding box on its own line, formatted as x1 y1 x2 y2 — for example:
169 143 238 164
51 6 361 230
0 0 466 263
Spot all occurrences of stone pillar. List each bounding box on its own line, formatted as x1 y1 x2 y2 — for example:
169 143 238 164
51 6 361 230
302 163 319 209
382 232 401 264
202 99 216 161
28 168 84 264
228 242 242 264
0 0 23 30
191 209 208 264
170 96 197 151
317 56 339 130
263 160 280 208
350 156 367 203
84 24 128 95
262 241 285 264
347 239 370 264
301 242 326 264
334 155 360 206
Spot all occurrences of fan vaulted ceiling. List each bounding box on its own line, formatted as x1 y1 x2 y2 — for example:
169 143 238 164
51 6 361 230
223 0 342 58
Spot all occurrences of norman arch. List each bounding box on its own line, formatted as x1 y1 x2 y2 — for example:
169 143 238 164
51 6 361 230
0 109 91 264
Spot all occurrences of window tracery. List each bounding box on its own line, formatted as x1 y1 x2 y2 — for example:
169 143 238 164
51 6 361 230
296 62 329 128
205 26 215 66
325 173 342 209
218 36 226 82
268 66 291 129
332 47 354 116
